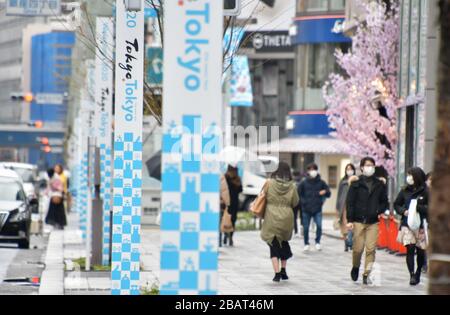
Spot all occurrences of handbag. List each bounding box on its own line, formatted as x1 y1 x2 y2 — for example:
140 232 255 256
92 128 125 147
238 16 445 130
221 209 234 233
250 181 269 219
51 196 63 205
407 199 421 231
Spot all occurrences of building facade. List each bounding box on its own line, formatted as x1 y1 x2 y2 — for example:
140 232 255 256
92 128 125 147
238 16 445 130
0 5 75 168
396 0 439 188
283 0 351 213
233 0 296 138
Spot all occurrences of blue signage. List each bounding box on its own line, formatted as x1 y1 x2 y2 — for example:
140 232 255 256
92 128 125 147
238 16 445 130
292 17 351 45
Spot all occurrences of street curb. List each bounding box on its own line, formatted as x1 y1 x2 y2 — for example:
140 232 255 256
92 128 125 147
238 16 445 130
39 230 64 295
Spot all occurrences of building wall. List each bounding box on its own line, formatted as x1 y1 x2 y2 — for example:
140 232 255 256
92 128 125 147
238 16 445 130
396 0 439 190
318 154 350 214
0 13 45 123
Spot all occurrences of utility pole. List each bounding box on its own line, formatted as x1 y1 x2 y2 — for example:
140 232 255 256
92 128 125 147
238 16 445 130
429 0 450 295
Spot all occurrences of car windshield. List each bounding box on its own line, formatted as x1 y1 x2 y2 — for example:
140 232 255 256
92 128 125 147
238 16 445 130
0 179 26 202
6 167 36 183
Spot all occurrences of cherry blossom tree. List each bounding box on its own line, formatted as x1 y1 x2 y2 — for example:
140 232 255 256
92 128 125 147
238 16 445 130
323 0 400 175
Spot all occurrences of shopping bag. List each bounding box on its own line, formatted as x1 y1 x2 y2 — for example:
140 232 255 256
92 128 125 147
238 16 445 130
407 199 421 231
221 209 234 233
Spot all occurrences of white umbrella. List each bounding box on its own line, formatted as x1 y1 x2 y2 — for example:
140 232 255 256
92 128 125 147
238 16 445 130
219 146 247 168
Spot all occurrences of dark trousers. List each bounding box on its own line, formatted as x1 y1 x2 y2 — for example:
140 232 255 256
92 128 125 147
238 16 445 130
302 211 322 245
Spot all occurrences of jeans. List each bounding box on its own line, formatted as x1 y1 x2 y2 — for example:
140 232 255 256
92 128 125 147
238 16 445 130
346 230 354 249
302 211 322 245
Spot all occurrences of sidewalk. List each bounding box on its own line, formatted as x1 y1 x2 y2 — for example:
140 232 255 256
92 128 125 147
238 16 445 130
39 213 427 295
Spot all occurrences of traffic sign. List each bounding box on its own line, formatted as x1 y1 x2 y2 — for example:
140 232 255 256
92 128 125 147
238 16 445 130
6 0 61 16
35 93 64 105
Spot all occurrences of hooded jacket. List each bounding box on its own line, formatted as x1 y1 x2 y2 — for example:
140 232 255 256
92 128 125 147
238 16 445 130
261 179 300 244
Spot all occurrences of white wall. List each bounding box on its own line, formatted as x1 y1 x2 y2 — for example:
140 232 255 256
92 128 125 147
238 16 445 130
239 0 296 32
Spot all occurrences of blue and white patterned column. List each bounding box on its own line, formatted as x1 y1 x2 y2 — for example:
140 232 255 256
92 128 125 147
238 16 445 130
111 0 144 295
95 17 114 266
160 0 224 295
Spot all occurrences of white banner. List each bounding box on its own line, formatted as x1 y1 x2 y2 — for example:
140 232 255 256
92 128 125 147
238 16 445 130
95 17 114 266
160 0 224 295
111 0 144 296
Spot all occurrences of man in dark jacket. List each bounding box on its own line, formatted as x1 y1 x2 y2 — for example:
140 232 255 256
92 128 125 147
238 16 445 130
298 163 331 251
346 157 389 285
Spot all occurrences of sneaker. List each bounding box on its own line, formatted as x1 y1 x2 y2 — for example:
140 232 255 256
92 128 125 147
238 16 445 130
315 243 322 251
351 267 359 282
303 245 310 252
280 268 289 280
363 275 372 285
273 273 281 282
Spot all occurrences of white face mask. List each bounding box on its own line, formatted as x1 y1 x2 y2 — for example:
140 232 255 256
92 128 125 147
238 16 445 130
406 175 415 186
363 166 375 177
309 170 318 178
346 170 355 177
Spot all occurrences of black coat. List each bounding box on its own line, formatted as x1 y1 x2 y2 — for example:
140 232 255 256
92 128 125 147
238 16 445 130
298 176 331 214
394 185 429 228
346 176 389 224
225 177 242 224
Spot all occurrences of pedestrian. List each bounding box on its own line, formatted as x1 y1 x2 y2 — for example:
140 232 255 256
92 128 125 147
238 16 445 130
54 164 69 212
422 172 433 273
260 162 299 282
219 174 231 247
336 163 356 252
394 167 429 285
224 165 242 246
292 171 302 237
45 168 67 230
346 157 389 285
298 163 331 251
426 172 432 188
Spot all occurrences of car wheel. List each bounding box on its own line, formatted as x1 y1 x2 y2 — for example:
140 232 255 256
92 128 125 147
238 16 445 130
18 238 30 249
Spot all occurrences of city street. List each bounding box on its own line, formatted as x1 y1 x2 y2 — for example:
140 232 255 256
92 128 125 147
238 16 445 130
0 236 48 295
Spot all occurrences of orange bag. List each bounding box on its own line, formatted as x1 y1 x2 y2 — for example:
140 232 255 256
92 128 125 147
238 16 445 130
250 181 269 219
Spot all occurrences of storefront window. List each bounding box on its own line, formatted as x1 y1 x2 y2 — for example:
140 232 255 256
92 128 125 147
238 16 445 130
294 42 350 111
298 0 346 13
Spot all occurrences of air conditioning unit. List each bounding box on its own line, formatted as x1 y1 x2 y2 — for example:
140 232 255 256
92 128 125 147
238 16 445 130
124 0 142 11
224 0 241 16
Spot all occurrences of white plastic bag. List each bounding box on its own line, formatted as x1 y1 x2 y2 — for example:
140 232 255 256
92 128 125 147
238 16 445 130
156 211 161 226
407 199 421 231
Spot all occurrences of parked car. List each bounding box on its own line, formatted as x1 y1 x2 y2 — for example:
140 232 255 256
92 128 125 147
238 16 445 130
0 169 38 249
0 162 39 199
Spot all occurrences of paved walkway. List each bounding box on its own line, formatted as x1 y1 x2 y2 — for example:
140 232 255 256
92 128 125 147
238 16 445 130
40 212 427 295
141 226 427 295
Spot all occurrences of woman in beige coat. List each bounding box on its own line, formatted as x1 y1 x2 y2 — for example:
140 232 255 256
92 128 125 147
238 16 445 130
261 162 299 282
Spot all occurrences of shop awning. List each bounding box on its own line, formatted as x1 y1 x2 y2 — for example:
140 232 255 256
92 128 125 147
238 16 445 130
253 137 350 155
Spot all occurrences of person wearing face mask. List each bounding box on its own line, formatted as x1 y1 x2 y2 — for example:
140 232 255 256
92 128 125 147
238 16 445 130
336 163 357 252
346 157 389 285
298 163 331 252
394 167 429 286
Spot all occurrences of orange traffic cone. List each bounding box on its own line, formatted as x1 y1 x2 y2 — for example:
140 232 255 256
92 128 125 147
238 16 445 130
377 217 388 249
